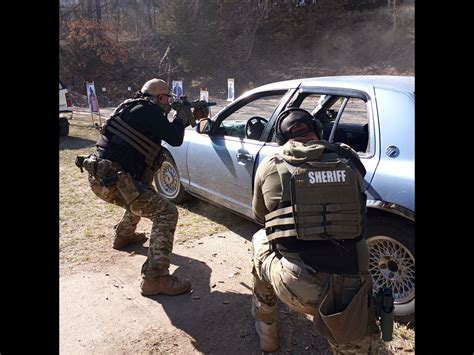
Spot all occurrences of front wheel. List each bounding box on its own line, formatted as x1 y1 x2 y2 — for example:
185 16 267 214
154 152 191 204
365 214 415 323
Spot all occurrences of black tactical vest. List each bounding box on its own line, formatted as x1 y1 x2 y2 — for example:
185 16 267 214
97 97 162 183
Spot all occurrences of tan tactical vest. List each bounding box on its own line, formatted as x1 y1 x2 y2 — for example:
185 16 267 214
265 147 365 242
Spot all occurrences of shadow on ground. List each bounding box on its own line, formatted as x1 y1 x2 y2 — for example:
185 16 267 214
139 252 332 354
180 198 261 241
59 135 96 150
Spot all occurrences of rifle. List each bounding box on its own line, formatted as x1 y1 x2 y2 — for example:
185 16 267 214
170 95 216 127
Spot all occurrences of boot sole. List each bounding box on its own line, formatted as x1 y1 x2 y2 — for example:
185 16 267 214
140 285 191 296
112 236 148 250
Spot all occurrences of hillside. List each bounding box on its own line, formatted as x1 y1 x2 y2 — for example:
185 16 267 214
62 3 414 107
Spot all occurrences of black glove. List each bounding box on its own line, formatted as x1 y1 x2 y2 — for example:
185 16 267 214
173 107 194 127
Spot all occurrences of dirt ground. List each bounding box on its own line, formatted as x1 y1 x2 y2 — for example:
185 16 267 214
59 107 414 354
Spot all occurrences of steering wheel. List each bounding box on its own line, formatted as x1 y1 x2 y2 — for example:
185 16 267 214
245 116 268 140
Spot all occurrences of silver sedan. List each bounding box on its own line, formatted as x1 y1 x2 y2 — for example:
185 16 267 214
155 75 415 321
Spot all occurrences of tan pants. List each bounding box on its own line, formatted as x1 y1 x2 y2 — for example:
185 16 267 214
251 229 382 354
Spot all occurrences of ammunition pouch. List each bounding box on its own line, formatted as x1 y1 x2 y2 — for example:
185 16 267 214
116 171 143 204
99 175 119 187
94 158 122 178
313 274 372 345
87 157 123 186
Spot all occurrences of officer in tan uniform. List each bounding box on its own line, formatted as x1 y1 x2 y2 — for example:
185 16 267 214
78 78 208 296
251 108 383 353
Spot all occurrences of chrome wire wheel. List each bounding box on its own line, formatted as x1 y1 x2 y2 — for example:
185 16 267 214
367 236 415 305
156 160 179 199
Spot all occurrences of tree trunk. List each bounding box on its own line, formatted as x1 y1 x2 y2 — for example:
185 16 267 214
115 0 120 42
146 0 153 30
134 0 140 39
245 27 258 62
192 0 200 19
307 3 317 37
166 55 171 84
392 0 397 31
387 0 397 31
87 0 94 19
152 0 156 31
95 0 102 22
244 0 270 62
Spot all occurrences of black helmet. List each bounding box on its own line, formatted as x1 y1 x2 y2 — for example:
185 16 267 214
275 108 323 145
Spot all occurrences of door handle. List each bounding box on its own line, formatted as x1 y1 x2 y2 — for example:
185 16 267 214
236 153 253 161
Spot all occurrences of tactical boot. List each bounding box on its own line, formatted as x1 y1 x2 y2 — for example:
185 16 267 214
255 320 279 352
112 232 147 250
140 274 191 296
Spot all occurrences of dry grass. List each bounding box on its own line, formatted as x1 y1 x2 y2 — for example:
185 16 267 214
388 322 415 353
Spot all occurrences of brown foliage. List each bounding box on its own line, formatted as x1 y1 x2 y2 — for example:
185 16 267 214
59 1 413 104
61 19 127 86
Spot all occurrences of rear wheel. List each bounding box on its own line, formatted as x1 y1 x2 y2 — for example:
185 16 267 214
59 117 69 136
154 152 192 204
365 214 415 323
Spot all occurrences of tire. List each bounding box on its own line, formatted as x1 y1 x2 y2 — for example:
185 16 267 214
154 152 192 204
365 214 415 323
59 118 69 136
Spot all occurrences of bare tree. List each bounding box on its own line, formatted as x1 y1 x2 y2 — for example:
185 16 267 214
95 0 102 22
134 0 140 38
388 0 397 30
114 0 121 42
192 0 200 19
243 0 271 62
87 0 94 19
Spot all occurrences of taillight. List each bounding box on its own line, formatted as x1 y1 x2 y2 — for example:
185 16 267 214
65 92 72 108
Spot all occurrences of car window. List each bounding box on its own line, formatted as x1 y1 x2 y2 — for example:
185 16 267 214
291 94 370 153
298 94 326 113
325 97 369 153
216 93 286 141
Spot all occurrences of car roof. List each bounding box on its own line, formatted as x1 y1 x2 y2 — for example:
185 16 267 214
253 75 414 94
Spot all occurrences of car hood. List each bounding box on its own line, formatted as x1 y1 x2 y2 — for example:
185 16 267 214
279 140 326 164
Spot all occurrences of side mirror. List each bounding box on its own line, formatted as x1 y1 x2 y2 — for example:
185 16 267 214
196 118 212 134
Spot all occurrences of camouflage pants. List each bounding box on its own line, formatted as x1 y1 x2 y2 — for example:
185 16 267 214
89 158 178 279
251 229 382 355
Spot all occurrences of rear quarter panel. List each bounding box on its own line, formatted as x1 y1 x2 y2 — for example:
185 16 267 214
369 88 414 213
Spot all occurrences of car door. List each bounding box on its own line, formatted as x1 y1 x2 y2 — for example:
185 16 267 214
186 90 291 218
290 86 380 190
59 81 68 111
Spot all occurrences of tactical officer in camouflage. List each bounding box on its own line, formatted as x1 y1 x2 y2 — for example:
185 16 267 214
250 108 384 354
79 78 208 296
